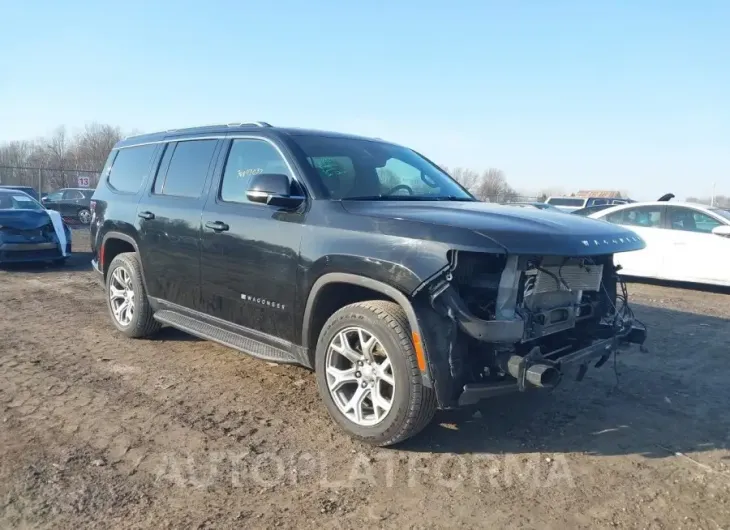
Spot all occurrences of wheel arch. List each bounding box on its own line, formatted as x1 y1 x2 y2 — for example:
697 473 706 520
99 232 149 292
302 273 431 385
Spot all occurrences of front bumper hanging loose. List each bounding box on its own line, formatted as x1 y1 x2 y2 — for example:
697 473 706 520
457 320 647 406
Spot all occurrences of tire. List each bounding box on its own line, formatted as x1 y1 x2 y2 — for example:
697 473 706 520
77 208 91 225
315 301 437 446
105 252 160 338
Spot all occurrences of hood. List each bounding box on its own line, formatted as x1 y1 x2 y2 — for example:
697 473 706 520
0 209 53 230
341 200 646 256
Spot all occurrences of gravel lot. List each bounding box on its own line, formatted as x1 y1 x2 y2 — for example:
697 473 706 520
1 229 729 529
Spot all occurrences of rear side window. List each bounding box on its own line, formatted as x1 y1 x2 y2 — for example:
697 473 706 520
155 140 218 198
63 190 84 200
108 144 158 193
605 206 663 228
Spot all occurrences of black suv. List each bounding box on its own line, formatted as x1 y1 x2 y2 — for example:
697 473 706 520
90 122 648 446
42 188 95 224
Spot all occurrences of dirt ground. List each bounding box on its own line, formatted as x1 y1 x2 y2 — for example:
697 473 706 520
1 229 729 529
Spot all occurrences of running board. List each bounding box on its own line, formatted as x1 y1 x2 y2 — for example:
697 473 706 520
153 310 301 365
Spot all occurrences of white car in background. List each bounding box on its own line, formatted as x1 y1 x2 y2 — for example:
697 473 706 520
589 201 730 286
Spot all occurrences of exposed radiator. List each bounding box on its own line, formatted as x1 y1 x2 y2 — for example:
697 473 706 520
528 264 604 295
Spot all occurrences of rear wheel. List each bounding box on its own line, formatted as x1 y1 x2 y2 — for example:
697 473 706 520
77 208 91 225
315 301 436 446
105 252 160 338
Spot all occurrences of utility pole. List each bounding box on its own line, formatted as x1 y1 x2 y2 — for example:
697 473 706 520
711 182 716 207
38 167 42 197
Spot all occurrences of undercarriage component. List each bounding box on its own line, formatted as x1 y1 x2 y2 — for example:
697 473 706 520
456 320 647 406
505 348 560 391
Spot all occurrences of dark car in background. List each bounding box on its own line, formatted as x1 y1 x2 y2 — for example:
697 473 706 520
571 204 615 217
41 188 95 224
0 185 40 202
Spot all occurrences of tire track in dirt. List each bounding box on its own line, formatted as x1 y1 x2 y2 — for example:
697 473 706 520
2 243 730 528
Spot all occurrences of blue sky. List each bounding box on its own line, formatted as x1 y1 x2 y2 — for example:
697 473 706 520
1 0 728 200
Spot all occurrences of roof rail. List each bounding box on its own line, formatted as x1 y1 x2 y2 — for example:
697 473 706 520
124 122 273 140
226 121 272 128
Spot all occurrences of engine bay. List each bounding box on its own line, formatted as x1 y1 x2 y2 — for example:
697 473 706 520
435 250 628 392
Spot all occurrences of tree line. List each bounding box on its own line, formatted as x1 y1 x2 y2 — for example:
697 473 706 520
0 124 123 191
687 195 730 208
440 167 522 202
1 124 647 206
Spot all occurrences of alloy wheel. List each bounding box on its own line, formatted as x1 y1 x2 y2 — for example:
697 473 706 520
109 266 135 326
325 326 395 426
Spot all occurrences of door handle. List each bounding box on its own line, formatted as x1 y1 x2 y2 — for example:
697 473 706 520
138 211 155 220
205 221 229 232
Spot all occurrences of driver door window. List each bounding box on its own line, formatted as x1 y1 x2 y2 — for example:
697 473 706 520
220 139 293 203
663 207 729 283
605 206 663 228
308 156 356 199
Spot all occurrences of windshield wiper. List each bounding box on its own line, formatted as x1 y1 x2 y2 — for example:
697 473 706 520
428 196 475 202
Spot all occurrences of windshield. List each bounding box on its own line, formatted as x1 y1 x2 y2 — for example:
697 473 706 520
710 208 730 222
0 192 44 211
546 197 586 207
291 135 474 201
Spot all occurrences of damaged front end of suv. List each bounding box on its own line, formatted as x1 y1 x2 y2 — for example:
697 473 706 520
414 245 647 409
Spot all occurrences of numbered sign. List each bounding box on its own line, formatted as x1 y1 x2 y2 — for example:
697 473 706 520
77 176 90 188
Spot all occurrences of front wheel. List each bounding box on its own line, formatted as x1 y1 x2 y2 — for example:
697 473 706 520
315 301 436 446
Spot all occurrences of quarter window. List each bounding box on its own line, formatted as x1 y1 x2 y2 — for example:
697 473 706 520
220 139 292 203
667 207 722 234
605 206 663 228
108 144 158 193
155 140 218 198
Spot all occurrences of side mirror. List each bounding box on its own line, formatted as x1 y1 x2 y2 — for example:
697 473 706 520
711 225 730 237
246 173 304 208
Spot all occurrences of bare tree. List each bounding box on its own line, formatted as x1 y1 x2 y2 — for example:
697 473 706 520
448 167 482 192
472 168 517 202
0 123 124 191
441 166 519 202
72 123 123 171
